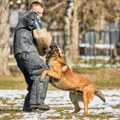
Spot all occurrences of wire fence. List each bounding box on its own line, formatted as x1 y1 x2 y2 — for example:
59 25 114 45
50 25 120 68
8 24 120 67
78 26 120 68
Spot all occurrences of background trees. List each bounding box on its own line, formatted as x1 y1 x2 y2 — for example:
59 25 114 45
43 0 120 64
0 0 10 75
0 0 119 75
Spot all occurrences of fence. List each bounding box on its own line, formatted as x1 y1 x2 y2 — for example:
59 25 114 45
9 25 120 67
78 26 120 67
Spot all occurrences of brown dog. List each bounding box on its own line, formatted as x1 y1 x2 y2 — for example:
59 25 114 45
41 46 105 115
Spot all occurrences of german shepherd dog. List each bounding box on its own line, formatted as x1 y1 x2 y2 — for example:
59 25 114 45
41 46 105 115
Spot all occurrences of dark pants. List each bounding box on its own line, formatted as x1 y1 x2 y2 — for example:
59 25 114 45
15 52 49 110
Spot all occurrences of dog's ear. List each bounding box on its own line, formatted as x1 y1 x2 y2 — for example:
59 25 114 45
57 47 64 58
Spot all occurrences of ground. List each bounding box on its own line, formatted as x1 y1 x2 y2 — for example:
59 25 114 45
0 68 120 119
0 89 120 120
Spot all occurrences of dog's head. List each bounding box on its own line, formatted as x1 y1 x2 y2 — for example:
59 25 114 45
46 45 64 59
46 45 68 71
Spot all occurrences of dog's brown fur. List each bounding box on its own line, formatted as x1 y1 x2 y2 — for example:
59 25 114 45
41 46 105 115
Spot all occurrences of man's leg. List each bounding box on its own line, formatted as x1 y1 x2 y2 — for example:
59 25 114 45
29 75 49 104
15 54 32 111
15 52 50 111
28 52 49 110
23 91 31 111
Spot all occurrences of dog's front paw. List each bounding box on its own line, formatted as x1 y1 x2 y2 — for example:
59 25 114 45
40 70 47 80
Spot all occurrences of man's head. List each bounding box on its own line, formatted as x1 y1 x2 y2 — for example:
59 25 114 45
30 1 44 18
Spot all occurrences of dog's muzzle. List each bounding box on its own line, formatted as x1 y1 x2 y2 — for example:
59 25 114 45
45 48 52 58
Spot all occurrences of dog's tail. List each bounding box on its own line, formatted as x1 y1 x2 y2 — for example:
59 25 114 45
94 89 106 102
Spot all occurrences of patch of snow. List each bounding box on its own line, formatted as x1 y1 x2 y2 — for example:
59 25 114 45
0 89 120 119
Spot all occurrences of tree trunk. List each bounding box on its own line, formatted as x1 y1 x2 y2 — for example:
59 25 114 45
64 0 81 65
70 0 81 60
64 0 74 65
0 0 11 75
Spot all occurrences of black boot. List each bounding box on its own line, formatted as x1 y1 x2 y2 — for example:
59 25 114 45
30 104 50 111
37 104 50 111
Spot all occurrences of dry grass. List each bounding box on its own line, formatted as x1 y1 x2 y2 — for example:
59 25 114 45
73 67 120 89
0 67 120 90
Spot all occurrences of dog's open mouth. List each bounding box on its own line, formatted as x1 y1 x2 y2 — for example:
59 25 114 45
45 48 52 58
45 45 59 58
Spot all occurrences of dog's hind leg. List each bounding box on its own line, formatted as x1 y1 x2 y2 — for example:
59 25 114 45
83 91 88 115
69 91 81 113
83 85 95 115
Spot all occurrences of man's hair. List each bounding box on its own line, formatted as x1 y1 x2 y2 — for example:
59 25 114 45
30 1 44 9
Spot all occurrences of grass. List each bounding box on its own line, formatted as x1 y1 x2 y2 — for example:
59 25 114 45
0 75 26 90
73 67 120 89
0 66 120 90
1 59 119 120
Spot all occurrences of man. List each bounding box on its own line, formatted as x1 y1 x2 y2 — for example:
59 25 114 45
13 1 50 112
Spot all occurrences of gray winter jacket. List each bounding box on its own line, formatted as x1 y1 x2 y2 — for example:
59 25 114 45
13 11 42 56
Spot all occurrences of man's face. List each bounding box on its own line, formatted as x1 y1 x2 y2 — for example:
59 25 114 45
31 5 44 19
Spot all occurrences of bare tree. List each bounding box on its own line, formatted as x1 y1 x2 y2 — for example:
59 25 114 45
70 0 81 60
0 0 11 75
64 0 74 65
64 0 81 64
